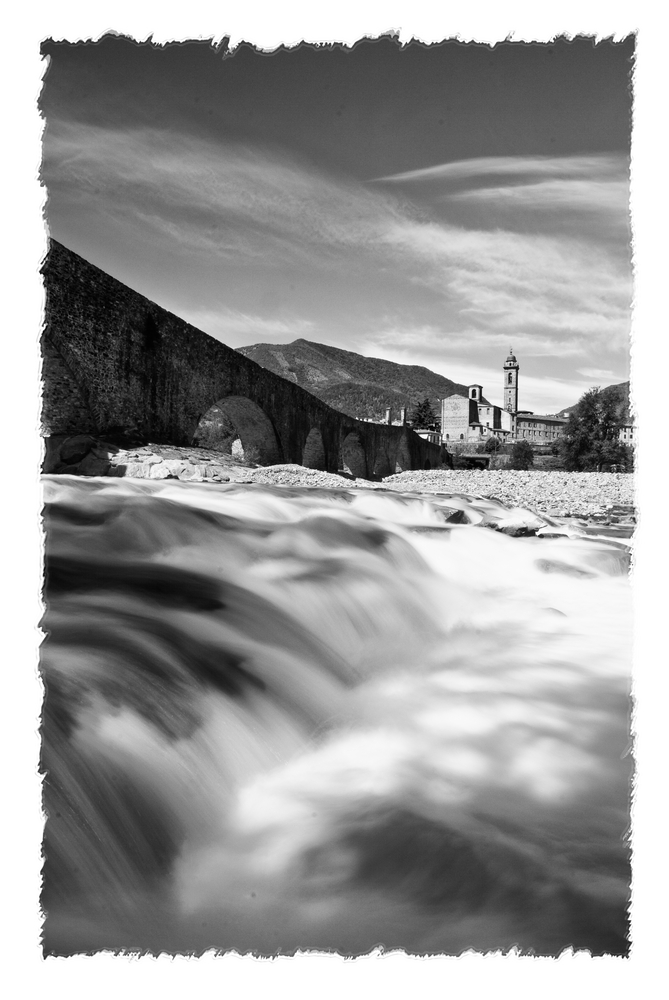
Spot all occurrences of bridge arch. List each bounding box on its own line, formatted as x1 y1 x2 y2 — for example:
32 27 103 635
341 432 368 479
302 428 326 470
394 430 412 474
193 395 283 465
42 243 446 479
372 449 393 478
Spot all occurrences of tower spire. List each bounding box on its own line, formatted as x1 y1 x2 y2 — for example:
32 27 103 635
503 349 519 414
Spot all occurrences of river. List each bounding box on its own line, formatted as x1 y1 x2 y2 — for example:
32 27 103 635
40 475 633 956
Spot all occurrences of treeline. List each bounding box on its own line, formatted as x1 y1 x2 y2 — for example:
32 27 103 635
478 386 633 472
318 384 447 423
560 381 630 424
559 386 633 472
318 382 412 421
236 339 477 421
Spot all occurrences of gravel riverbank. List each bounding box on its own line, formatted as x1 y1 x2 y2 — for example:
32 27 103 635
244 466 635 523
381 469 635 521
47 437 635 523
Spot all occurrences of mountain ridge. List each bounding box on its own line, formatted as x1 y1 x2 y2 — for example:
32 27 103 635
559 381 630 423
235 338 490 422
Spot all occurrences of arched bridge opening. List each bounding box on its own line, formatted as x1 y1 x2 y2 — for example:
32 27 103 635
341 432 368 479
302 428 326 470
394 431 412 474
41 243 447 479
193 395 283 466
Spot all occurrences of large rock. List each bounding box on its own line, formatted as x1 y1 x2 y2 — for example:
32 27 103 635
60 434 96 463
123 462 156 478
42 435 70 473
77 453 111 477
161 460 189 475
90 444 120 460
204 465 230 480
178 467 205 482
148 463 172 479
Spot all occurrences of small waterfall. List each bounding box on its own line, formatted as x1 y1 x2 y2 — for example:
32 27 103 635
40 476 632 956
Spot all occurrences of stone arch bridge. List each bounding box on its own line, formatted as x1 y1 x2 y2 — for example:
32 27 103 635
41 241 444 479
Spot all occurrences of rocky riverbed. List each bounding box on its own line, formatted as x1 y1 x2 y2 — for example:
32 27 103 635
382 469 636 522
44 436 635 525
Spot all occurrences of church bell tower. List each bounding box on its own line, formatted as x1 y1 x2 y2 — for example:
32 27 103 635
503 349 519 413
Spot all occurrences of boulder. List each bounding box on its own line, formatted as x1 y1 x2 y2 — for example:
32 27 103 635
204 465 232 481
77 453 111 477
90 445 119 460
42 435 71 473
162 459 189 475
441 508 468 524
60 434 96 463
124 462 156 478
498 524 536 537
149 463 172 479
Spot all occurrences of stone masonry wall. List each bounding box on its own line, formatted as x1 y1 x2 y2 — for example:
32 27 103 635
41 241 443 477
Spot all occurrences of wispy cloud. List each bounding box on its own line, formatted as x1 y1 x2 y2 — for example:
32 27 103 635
367 323 595 361
374 154 627 187
379 218 631 350
373 154 631 343
42 125 631 389
178 306 315 344
373 154 630 230
42 120 407 267
449 177 628 216
577 367 617 381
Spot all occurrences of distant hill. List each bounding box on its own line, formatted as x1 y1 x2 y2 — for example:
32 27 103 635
558 382 630 423
235 338 488 422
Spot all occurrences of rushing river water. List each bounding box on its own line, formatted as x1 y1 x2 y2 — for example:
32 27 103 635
40 475 633 957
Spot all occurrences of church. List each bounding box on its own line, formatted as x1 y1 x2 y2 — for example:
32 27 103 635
439 351 568 445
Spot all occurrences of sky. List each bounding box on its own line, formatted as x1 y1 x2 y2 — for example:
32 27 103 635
40 35 634 414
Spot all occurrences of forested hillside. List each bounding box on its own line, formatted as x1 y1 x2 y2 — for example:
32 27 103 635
236 339 487 421
560 382 630 423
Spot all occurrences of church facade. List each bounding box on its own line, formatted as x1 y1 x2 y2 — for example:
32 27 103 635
439 351 568 445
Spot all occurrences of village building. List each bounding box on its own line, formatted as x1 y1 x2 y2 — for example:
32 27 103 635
515 411 568 442
439 350 634 448
412 428 442 445
375 351 632 449
440 352 520 444
440 387 514 444
555 406 634 446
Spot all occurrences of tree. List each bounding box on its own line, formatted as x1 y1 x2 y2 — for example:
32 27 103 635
484 435 502 453
509 439 534 470
409 397 438 430
560 387 630 472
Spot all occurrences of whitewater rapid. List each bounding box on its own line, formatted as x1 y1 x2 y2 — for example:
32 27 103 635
40 475 632 956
